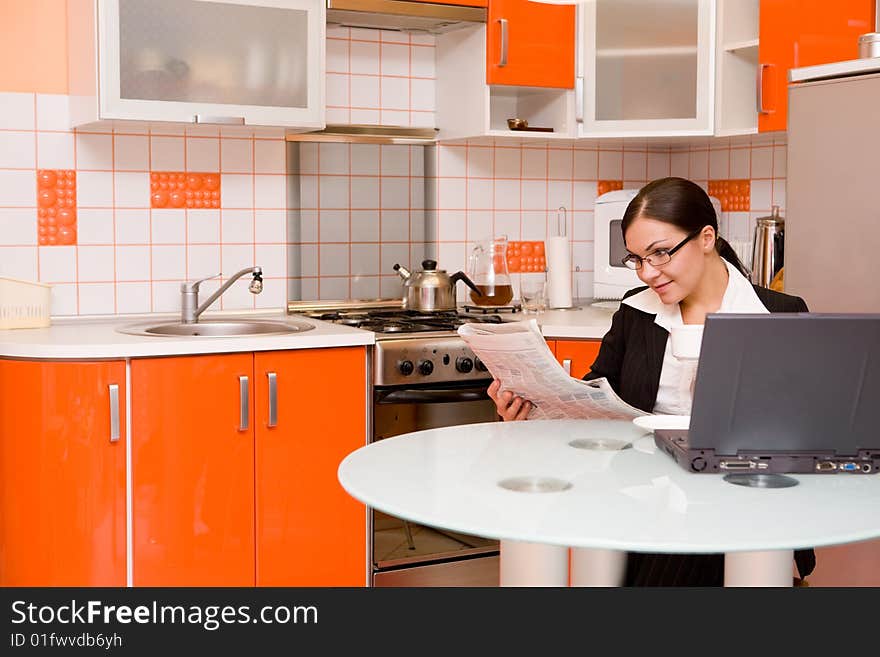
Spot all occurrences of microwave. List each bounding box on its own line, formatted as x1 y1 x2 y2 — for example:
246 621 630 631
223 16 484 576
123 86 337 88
593 189 722 300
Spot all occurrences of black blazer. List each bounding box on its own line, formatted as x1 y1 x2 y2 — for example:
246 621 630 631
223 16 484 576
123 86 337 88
584 284 815 585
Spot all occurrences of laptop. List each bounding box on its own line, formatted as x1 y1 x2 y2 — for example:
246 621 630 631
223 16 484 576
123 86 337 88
654 313 880 475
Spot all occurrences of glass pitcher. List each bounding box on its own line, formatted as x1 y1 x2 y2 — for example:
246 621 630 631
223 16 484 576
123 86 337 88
468 235 513 306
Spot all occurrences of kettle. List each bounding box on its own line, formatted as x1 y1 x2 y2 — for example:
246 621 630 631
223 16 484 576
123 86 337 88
751 206 785 289
393 260 481 312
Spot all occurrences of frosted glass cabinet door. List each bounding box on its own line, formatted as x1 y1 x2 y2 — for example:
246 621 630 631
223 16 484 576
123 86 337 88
99 0 325 128
580 0 715 136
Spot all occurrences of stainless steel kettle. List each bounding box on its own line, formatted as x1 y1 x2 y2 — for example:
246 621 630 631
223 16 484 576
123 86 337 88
393 260 481 312
751 206 785 288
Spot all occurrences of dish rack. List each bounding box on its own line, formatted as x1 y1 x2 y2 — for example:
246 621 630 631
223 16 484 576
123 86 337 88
0 277 52 329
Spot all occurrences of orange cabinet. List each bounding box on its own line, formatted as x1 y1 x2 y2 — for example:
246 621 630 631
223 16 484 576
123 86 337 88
0 359 126 586
255 348 367 586
759 0 874 132
487 0 575 88
131 347 368 587
553 339 602 380
131 353 255 586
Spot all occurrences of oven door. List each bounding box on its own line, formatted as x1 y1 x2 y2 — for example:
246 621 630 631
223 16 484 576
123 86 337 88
372 380 500 586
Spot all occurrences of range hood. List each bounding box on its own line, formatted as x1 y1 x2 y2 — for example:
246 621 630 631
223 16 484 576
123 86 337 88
326 0 487 34
287 124 438 144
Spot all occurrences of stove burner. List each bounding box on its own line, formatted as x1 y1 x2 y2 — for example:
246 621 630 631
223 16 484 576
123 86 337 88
304 307 509 334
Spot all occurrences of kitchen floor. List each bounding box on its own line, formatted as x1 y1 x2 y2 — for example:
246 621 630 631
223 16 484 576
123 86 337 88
374 511 495 563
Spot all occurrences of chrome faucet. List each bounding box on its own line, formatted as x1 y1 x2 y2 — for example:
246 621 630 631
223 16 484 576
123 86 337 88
180 266 263 324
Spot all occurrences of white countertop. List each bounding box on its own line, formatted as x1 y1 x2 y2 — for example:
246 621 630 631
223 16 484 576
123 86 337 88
789 57 880 82
0 310 374 359
525 300 618 339
339 419 880 553
0 300 616 360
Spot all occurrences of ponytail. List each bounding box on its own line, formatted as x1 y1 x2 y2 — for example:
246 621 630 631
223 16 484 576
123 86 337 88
715 235 750 278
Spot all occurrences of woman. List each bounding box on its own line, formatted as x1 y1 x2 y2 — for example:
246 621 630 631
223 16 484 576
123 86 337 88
488 176 815 586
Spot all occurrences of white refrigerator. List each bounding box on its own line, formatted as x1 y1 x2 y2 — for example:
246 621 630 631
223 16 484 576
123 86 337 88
786 63 880 312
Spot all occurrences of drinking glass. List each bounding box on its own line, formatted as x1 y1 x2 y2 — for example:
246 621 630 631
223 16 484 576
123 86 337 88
520 276 547 314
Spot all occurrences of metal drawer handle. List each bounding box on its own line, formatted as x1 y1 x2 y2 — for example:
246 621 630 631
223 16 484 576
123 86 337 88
109 384 120 443
562 359 572 375
757 63 774 114
239 375 249 431
267 372 277 428
498 18 508 67
194 115 245 125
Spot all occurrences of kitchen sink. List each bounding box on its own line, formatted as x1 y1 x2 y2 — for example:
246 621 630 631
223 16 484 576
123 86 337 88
117 319 315 337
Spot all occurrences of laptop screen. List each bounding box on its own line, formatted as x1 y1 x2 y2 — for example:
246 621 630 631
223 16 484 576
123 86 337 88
688 313 880 455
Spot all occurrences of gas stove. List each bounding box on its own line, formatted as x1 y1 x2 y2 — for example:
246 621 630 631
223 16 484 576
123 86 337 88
287 299 518 386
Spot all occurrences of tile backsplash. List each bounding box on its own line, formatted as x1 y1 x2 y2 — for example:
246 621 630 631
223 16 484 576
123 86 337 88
0 28 787 317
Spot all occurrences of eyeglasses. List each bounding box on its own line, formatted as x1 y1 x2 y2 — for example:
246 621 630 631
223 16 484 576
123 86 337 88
621 228 702 270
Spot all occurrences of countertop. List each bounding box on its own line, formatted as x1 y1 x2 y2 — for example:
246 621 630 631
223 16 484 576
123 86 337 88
0 310 375 360
0 299 618 360
339 419 880 553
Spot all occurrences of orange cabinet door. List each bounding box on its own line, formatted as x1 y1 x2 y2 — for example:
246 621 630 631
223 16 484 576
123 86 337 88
545 339 556 357
255 347 367 586
759 0 874 132
409 0 488 5
487 0 575 88
131 354 255 586
554 339 602 380
0 359 126 586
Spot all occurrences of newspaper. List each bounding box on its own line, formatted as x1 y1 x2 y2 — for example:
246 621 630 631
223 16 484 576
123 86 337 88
458 319 648 420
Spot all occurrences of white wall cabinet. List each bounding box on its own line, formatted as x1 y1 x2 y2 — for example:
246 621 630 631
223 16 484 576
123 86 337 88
68 0 325 131
578 0 717 138
714 0 759 136
436 25 576 141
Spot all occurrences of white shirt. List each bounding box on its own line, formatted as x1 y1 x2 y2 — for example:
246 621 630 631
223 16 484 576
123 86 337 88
621 260 769 415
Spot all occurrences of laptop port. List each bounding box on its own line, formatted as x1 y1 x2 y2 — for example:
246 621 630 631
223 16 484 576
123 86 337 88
862 464 872 473
815 461 837 472
839 462 859 472
720 460 755 470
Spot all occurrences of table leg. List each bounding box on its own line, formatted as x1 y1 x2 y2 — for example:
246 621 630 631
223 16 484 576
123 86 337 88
499 540 569 586
570 548 626 586
724 550 794 587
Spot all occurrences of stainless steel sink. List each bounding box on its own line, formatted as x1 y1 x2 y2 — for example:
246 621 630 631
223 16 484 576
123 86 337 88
118 319 315 337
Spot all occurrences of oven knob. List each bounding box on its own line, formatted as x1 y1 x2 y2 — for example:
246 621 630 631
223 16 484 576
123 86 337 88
398 360 414 376
474 358 488 372
456 357 474 373
418 360 434 376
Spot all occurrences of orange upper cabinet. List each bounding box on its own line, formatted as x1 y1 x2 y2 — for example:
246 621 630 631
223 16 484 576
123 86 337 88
131 354 256 586
487 0 575 88
554 339 602 380
0 359 126 586
759 0 875 132
255 347 367 586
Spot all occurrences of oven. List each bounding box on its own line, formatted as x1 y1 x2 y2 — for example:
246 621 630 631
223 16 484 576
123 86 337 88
370 336 500 586
290 300 516 587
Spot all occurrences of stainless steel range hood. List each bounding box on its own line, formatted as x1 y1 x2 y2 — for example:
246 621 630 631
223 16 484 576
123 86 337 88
326 0 487 34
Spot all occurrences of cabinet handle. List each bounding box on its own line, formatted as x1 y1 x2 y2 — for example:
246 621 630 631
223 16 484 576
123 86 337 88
756 63 774 114
562 359 572 375
239 375 249 431
497 18 508 67
267 372 278 428
109 384 120 443
194 115 245 125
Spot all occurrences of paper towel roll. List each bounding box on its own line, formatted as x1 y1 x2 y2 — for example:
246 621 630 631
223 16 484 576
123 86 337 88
546 236 572 308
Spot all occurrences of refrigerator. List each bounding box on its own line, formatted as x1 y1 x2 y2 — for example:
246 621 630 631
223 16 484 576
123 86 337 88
786 64 880 312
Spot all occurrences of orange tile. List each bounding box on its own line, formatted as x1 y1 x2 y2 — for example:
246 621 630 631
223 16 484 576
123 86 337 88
597 180 623 196
150 172 221 209
36 169 76 246
708 179 751 212
507 240 546 273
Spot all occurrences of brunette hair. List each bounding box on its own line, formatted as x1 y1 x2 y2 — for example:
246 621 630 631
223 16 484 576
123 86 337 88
620 177 749 276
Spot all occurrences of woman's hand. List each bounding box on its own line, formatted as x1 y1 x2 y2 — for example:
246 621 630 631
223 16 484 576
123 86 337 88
487 379 533 421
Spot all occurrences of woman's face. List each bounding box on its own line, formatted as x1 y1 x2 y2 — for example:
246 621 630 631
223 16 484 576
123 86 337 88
623 216 710 304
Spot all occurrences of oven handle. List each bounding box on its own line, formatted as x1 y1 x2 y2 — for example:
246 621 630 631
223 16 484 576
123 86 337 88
375 385 491 405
